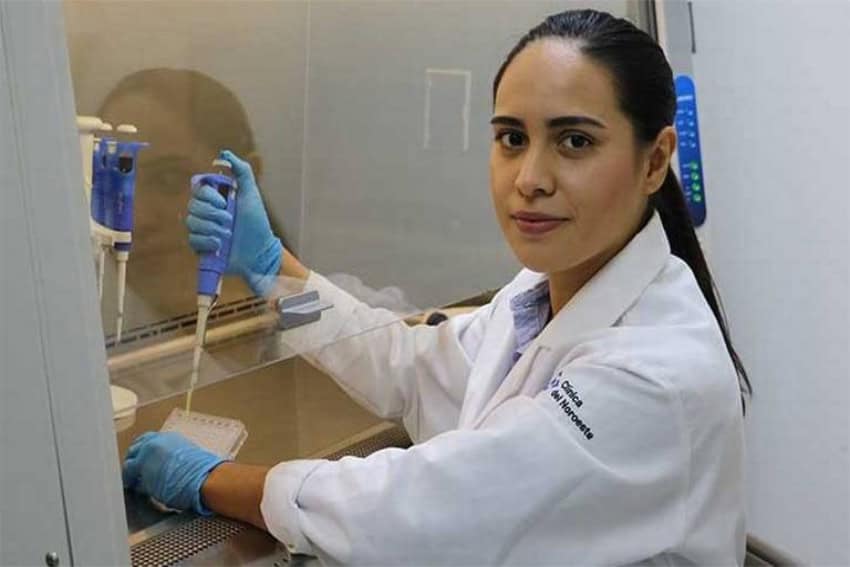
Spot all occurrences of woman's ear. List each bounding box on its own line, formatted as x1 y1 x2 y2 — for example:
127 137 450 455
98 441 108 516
644 126 677 196
245 151 264 181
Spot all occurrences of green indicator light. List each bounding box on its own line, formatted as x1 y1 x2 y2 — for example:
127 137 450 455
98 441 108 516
690 162 699 170
693 173 700 181
693 184 701 192
693 194 703 202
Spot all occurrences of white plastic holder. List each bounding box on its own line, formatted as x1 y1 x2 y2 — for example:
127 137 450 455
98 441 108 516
75 115 112 204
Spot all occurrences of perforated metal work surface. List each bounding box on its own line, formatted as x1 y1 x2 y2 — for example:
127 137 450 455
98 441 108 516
130 516 247 567
127 425 412 566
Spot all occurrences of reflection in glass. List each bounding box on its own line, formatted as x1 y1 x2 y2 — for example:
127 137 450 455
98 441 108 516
97 68 263 330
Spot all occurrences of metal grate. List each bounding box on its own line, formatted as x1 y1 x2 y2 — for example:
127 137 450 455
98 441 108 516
130 516 247 567
106 296 267 348
323 425 412 460
128 427 412 566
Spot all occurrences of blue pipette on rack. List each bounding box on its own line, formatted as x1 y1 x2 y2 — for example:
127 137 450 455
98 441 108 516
186 159 237 411
90 128 148 343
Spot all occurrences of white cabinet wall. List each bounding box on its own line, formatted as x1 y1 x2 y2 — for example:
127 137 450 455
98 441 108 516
0 2 129 565
688 1 850 564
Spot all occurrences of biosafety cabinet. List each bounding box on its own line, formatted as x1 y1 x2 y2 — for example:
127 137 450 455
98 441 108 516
1 1 689 565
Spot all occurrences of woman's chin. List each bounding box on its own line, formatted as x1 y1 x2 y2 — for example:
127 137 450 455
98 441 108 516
515 256 557 275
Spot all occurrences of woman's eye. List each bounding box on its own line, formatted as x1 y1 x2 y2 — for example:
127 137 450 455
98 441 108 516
560 134 593 151
497 131 526 150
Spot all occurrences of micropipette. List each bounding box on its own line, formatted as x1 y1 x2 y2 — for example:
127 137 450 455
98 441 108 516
186 159 237 412
89 128 147 343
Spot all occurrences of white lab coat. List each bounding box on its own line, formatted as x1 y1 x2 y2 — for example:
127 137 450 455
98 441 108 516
261 213 746 565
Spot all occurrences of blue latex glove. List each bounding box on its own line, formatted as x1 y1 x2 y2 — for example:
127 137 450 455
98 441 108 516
122 431 226 516
186 150 282 297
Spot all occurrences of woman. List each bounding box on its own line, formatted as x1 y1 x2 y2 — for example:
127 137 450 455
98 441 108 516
123 10 750 564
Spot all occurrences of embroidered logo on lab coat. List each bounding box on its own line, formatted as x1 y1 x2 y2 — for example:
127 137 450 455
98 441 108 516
545 371 594 440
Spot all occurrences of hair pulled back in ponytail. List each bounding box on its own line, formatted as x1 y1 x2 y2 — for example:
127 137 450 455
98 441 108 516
493 9 751 411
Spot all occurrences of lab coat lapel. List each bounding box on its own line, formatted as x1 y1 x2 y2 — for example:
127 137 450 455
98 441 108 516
474 214 671 425
536 213 670 351
457 299 519 428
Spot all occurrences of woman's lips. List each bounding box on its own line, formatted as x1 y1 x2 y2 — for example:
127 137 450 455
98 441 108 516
511 212 569 235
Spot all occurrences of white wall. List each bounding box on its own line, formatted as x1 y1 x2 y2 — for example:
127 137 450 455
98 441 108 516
691 1 850 564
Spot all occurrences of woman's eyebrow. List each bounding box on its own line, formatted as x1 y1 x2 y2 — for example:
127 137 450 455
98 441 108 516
490 115 607 129
490 116 524 128
547 115 607 129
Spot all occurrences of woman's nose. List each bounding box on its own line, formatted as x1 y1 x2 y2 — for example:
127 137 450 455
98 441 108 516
514 148 555 198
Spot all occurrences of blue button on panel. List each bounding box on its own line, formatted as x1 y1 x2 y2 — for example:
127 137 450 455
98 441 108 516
674 75 706 226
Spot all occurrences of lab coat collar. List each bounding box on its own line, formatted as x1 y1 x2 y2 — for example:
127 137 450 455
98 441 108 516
535 211 670 350
467 213 671 427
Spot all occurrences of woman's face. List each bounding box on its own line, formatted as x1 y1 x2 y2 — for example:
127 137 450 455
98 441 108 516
490 39 667 277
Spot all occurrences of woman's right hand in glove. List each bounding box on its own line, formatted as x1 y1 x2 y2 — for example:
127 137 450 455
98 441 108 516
186 150 282 297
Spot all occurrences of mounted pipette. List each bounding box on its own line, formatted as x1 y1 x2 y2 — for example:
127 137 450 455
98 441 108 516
82 119 148 343
76 117 143 429
186 159 238 412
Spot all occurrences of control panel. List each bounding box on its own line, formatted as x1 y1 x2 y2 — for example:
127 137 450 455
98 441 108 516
674 75 706 226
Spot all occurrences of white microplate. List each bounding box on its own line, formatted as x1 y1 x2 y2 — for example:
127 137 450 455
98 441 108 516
112 385 138 433
160 408 248 459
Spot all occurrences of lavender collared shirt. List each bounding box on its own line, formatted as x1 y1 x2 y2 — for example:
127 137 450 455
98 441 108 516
508 279 551 369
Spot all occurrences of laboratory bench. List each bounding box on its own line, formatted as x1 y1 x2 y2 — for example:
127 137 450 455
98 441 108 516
119 355 412 566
